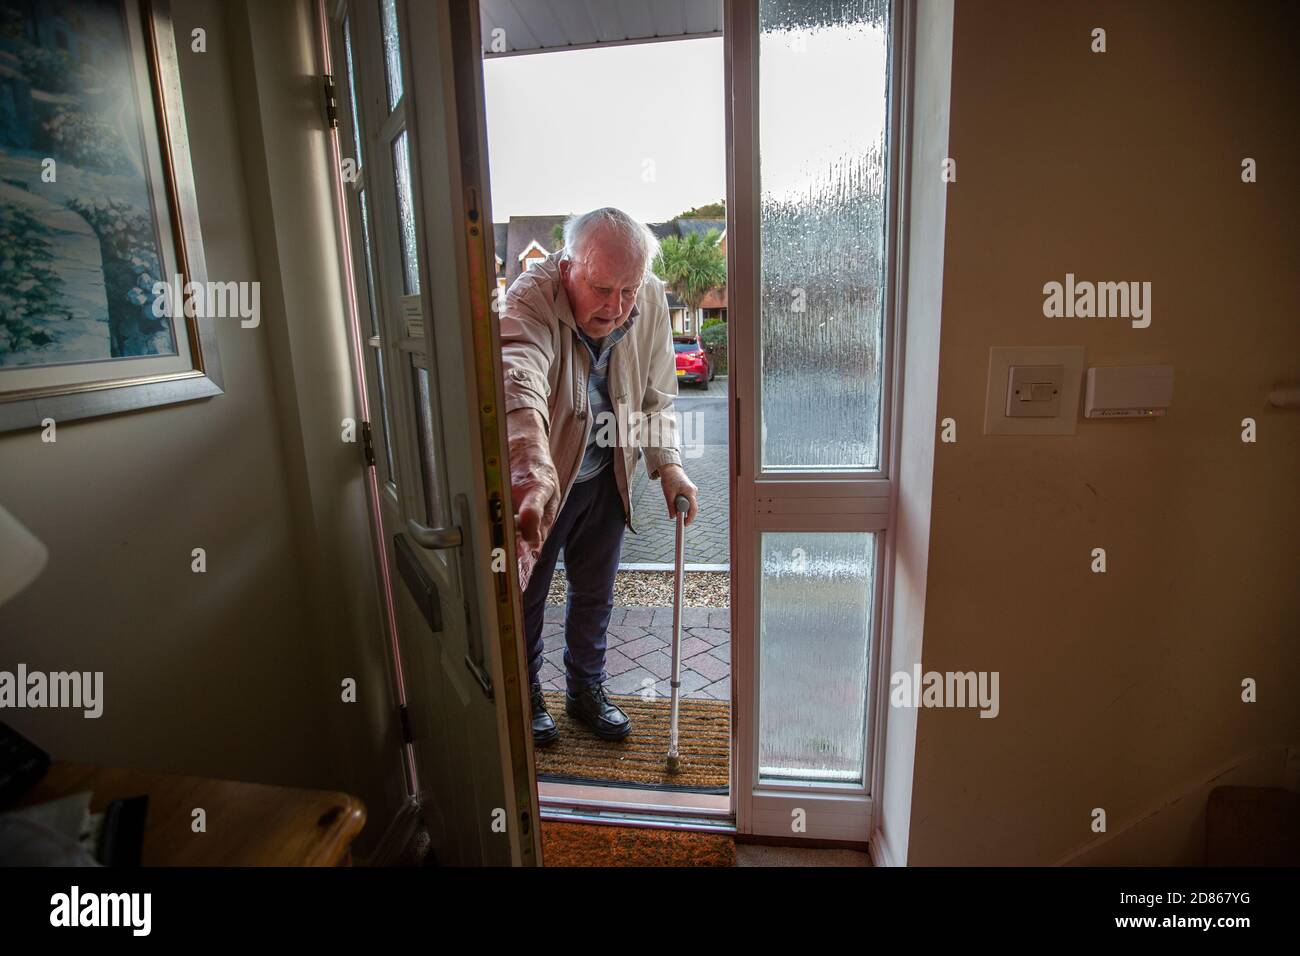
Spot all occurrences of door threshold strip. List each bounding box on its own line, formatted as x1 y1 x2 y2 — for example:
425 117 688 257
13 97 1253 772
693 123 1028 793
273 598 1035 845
539 780 730 815
540 803 737 834
538 771 727 795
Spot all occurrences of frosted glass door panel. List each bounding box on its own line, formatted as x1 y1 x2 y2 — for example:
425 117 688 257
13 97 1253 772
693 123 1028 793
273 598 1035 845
380 0 403 110
343 16 364 161
758 0 890 471
392 131 420 296
758 532 875 784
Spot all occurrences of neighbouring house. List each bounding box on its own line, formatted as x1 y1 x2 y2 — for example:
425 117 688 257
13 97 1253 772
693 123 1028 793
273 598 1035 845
500 214 566 288
493 221 508 301
495 214 727 334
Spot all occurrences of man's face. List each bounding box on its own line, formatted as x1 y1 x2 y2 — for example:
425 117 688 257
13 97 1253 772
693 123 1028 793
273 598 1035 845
560 232 644 339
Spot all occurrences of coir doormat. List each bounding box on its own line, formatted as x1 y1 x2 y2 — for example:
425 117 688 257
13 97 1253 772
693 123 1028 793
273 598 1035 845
535 691 729 791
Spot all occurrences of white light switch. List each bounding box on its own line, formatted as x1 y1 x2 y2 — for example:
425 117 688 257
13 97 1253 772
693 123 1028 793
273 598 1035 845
983 346 1086 435
1006 365 1064 417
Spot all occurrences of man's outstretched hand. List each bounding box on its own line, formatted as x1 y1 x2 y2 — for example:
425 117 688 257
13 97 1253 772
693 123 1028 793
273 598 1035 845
657 463 699 526
508 408 559 590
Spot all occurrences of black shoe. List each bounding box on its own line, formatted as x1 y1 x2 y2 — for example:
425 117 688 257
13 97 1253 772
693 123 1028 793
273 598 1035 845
531 683 559 747
565 682 631 740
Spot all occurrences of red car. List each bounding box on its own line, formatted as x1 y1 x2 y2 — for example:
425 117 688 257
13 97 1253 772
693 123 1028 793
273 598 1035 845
673 334 716 389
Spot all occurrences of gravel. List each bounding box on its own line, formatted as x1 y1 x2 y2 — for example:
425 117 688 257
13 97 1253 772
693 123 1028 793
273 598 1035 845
546 569 731 608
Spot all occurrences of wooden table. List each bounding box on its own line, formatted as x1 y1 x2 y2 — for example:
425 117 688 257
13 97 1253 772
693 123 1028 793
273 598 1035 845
14 762 366 866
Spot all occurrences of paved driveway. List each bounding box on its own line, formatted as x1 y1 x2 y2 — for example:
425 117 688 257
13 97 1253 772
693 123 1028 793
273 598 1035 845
539 605 730 701
619 377 730 568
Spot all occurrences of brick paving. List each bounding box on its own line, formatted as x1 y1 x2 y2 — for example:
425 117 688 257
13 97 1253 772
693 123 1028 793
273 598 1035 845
539 605 731 702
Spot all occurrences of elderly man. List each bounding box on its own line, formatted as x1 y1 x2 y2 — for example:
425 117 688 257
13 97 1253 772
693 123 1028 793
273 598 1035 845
501 207 699 746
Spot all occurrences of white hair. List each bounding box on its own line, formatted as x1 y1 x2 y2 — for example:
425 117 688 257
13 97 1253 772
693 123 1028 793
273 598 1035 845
561 207 660 274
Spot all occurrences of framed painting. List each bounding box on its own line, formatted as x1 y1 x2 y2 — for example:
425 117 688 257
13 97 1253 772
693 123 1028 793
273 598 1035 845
0 0 221 432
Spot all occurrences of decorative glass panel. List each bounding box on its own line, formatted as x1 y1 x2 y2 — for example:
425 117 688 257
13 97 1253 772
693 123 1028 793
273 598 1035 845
391 130 420 295
411 358 444 526
758 532 875 784
758 0 890 470
343 15 363 162
380 0 403 111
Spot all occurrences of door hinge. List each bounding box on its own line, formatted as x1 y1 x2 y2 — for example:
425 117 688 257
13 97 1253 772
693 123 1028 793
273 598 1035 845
398 704 413 744
360 420 376 468
321 73 339 130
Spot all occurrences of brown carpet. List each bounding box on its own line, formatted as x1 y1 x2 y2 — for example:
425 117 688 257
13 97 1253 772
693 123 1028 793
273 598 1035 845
535 691 730 790
541 821 735 867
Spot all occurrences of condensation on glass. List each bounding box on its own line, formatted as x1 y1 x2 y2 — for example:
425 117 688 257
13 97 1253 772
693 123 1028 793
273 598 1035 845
391 130 420 295
758 0 891 470
343 16 364 163
758 532 875 784
380 0 403 111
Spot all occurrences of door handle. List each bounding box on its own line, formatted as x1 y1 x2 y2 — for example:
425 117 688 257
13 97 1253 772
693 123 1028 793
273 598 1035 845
405 518 463 550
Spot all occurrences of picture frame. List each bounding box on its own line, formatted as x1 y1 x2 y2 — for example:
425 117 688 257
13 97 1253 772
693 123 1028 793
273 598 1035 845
0 0 222 432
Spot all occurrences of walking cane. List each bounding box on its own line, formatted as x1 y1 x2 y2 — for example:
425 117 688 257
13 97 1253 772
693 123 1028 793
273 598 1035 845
666 494 690 774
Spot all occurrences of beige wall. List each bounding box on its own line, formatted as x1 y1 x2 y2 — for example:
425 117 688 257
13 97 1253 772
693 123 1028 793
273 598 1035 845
224 0 407 851
0 0 330 786
0 1 399 848
905 0 1300 865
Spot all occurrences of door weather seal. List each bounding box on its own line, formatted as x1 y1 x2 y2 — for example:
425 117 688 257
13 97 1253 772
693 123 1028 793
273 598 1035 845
456 493 493 699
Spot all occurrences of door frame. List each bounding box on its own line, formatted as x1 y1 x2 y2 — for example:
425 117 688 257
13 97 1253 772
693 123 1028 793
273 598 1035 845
725 0 916 841
328 0 918 851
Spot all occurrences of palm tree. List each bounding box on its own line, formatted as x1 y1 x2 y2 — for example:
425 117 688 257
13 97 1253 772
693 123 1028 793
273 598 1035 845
652 229 726 329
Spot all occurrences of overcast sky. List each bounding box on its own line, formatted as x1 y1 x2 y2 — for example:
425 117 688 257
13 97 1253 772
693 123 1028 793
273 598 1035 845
481 27 887 225
482 37 726 223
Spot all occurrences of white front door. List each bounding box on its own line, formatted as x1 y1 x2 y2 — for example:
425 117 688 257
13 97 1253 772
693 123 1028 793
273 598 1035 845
726 0 908 842
327 0 539 866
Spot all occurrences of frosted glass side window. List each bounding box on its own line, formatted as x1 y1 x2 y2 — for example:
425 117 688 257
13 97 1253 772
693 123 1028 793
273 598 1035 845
380 0 403 111
759 532 874 784
391 130 420 295
758 0 890 470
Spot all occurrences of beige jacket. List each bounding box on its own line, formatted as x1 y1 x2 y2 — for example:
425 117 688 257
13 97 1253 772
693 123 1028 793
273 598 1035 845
500 250 682 533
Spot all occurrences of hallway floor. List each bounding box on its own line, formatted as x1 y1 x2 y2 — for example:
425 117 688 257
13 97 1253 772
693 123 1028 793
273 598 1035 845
396 819 873 867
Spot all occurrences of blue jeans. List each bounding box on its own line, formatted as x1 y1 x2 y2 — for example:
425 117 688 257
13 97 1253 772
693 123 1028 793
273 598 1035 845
522 464 626 696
